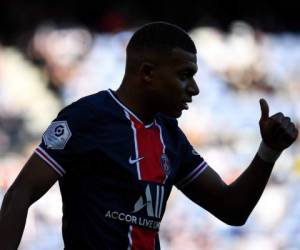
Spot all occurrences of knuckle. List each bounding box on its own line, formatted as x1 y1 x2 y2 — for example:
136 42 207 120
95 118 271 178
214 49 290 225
272 118 282 126
289 128 298 138
271 112 283 120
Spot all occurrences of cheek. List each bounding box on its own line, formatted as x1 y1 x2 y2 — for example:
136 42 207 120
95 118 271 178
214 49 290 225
161 75 183 91
154 73 184 102
167 80 186 98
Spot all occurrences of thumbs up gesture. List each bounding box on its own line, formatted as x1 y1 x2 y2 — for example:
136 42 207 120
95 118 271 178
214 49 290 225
259 98 298 151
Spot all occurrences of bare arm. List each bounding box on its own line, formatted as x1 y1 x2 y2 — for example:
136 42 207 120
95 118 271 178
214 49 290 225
182 99 298 226
182 155 274 226
0 153 60 250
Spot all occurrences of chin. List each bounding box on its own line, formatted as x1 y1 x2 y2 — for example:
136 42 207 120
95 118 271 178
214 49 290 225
162 110 182 118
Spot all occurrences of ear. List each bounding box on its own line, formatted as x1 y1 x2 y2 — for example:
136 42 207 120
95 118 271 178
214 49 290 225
139 62 155 83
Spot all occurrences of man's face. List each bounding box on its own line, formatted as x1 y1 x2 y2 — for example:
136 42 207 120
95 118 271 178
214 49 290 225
149 48 199 118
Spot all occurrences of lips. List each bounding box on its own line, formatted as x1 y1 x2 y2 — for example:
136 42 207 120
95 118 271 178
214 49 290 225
183 98 192 110
183 103 189 110
181 99 192 110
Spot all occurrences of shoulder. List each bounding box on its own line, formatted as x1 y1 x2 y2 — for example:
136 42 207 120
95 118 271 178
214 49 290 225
58 90 109 119
54 91 109 133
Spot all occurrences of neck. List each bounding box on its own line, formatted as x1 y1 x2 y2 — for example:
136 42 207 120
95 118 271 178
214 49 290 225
115 80 156 124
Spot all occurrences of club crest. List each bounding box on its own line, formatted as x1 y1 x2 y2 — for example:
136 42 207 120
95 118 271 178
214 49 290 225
160 153 170 175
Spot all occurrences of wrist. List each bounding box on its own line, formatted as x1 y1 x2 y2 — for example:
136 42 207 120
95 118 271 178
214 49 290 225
257 141 282 163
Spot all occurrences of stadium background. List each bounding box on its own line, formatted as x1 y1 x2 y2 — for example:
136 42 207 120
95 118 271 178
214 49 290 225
1 1 300 249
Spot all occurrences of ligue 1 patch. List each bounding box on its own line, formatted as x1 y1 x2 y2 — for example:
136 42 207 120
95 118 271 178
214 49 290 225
160 153 171 175
43 121 72 150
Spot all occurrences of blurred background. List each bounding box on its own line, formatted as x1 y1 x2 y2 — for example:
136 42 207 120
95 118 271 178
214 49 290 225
0 0 300 249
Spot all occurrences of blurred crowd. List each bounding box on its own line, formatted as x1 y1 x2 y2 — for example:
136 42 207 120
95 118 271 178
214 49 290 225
0 21 300 250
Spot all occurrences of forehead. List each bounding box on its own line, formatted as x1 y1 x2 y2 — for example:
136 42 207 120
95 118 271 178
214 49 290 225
167 47 197 72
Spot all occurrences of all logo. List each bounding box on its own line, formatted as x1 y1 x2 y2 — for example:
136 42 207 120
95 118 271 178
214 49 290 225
105 184 165 230
132 184 165 219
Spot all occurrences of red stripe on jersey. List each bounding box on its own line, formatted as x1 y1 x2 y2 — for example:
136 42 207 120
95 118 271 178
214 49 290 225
131 226 156 250
131 116 166 183
128 115 165 249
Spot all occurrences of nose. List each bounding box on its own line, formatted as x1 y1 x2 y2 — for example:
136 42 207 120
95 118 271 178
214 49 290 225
186 79 199 96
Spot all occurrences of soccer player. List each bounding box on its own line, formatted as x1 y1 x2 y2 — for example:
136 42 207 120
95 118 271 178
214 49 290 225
0 22 298 250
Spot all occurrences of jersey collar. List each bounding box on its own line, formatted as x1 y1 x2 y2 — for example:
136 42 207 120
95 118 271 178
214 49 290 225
107 89 154 128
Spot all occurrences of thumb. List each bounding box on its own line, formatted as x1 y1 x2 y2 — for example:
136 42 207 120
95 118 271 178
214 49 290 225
259 98 269 121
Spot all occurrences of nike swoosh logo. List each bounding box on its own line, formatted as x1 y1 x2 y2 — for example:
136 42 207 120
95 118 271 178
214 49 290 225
129 156 144 164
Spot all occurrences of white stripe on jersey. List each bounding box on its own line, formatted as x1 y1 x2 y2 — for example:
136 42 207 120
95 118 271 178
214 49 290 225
35 146 66 176
176 161 208 188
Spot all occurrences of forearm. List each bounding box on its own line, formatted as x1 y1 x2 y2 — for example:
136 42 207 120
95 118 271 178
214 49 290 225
0 190 30 250
185 100 297 226
226 153 275 222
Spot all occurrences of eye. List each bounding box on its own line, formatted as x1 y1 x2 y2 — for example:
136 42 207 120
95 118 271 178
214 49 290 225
179 72 191 80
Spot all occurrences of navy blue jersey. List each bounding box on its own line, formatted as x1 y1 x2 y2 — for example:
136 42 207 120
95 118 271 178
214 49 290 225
35 90 208 250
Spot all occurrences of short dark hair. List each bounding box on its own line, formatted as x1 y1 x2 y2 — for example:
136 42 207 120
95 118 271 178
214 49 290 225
126 22 197 54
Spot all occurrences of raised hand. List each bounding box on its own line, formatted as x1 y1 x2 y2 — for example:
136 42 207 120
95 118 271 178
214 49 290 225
259 98 298 151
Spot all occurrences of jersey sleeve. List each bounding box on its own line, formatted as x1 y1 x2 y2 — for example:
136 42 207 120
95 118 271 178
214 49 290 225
34 102 93 177
174 129 208 190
